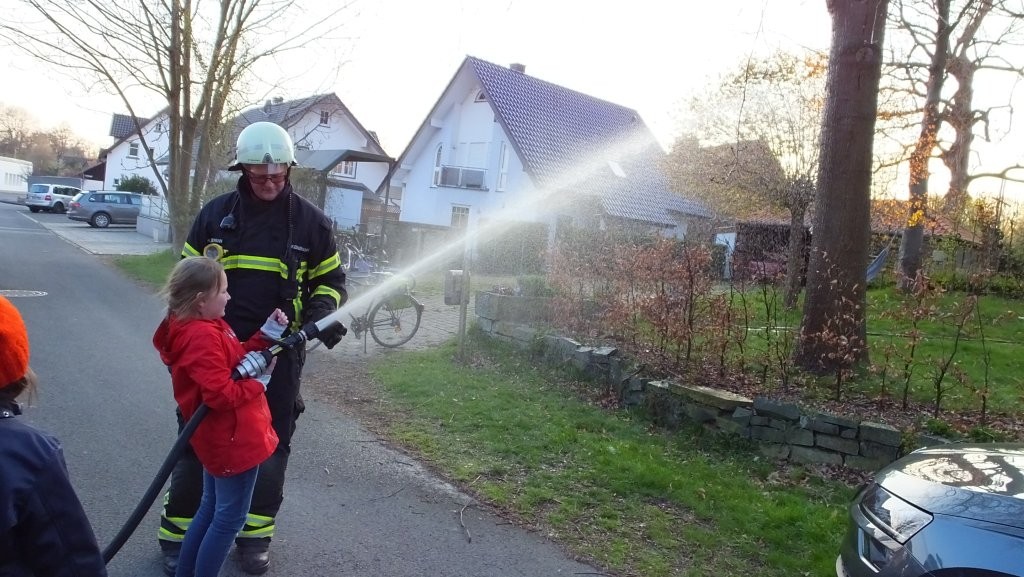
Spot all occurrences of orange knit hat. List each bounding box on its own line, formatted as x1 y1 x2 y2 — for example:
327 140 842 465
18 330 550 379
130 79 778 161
0 296 30 388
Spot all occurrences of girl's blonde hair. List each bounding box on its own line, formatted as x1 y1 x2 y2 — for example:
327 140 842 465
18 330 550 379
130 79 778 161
160 256 225 318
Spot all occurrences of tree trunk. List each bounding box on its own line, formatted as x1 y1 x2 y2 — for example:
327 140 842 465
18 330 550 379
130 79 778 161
794 0 889 373
897 0 951 291
783 206 807 309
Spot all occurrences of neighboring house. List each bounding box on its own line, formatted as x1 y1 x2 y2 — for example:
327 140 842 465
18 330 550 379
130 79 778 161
388 56 710 252
0 156 32 196
232 94 391 230
96 95 391 230
96 112 170 190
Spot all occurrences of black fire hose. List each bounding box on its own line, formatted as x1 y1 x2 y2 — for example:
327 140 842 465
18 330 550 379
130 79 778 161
101 319 343 565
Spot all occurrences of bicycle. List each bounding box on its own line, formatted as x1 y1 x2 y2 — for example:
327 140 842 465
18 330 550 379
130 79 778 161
346 270 424 348
338 233 424 348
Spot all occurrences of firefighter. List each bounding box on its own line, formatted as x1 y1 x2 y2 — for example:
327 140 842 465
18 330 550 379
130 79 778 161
159 121 347 575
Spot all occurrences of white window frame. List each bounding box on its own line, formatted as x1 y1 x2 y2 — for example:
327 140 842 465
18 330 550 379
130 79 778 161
451 205 470 229
497 141 510 191
432 144 443 187
128 141 140 158
332 160 356 178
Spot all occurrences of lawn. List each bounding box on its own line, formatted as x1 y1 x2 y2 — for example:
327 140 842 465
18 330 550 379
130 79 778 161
369 333 855 577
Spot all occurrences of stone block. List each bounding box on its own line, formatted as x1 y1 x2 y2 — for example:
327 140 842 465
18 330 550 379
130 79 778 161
511 325 538 344
674 384 753 411
753 397 801 421
732 407 753 427
839 427 859 439
860 441 900 462
768 418 790 431
785 428 815 446
812 411 859 430
715 416 749 437
684 404 718 424
916 433 952 448
750 426 786 444
544 335 580 361
750 415 771 426
859 422 903 447
592 346 618 359
817 434 860 455
804 417 840 436
790 446 843 466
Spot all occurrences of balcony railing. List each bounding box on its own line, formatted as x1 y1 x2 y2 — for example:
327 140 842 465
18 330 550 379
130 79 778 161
438 165 487 189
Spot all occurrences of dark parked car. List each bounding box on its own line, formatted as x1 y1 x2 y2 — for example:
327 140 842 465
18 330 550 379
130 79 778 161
838 443 1024 577
67 191 142 228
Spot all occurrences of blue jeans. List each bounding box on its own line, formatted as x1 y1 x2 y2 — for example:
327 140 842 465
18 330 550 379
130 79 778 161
175 465 259 577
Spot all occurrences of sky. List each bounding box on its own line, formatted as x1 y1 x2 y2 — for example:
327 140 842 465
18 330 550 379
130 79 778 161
0 0 831 153
2 0 1020 203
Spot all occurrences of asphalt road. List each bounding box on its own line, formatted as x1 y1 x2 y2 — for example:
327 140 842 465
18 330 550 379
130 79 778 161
0 201 599 577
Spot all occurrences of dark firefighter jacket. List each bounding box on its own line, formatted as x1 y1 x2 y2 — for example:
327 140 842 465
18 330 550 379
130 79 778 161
0 400 108 576
182 180 347 340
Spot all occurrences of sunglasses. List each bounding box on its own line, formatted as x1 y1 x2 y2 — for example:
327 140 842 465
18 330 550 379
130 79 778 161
244 169 288 185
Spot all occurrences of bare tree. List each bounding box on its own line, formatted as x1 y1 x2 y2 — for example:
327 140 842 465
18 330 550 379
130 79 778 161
0 104 36 158
0 0 353 249
668 51 824 308
794 0 890 373
882 0 1024 285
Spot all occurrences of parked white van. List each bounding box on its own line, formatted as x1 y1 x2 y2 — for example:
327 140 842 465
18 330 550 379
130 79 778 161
25 183 82 213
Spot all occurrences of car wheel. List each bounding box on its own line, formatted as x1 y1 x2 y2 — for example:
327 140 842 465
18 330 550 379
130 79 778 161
52 202 65 214
91 212 111 228
28 207 39 213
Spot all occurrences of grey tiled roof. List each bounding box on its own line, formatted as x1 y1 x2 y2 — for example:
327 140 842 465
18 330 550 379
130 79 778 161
109 113 146 139
467 56 710 225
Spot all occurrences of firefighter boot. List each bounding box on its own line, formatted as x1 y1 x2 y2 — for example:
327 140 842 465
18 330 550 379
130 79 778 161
237 544 270 575
160 545 179 577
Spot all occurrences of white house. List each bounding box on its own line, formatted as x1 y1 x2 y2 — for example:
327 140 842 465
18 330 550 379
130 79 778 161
0 156 32 196
388 56 710 242
98 94 391 230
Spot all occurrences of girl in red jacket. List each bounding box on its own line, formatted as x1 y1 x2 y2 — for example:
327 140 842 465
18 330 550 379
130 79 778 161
154 256 283 577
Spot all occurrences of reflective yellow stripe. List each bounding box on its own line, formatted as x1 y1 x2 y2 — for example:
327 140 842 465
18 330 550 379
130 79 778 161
239 513 275 538
310 252 341 278
312 286 343 307
182 243 200 257
158 527 186 542
221 255 289 278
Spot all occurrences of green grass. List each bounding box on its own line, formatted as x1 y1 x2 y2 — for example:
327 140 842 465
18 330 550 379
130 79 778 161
370 334 854 577
110 249 178 288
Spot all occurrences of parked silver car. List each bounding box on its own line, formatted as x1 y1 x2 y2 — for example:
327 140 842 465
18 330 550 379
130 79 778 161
837 443 1024 577
25 183 82 213
67 190 142 228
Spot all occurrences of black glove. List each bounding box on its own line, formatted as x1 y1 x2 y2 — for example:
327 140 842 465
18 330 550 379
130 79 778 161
305 307 346 349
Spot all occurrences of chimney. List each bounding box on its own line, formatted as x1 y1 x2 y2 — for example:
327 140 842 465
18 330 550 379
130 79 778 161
510 63 526 74
263 99 272 114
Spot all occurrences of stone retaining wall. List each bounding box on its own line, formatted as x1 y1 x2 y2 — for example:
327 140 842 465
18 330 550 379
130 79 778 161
474 291 945 470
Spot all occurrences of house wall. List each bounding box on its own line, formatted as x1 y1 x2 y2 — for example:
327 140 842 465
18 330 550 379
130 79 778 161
0 156 32 195
104 116 170 191
398 86 541 233
104 103 388 202
325 186 362 230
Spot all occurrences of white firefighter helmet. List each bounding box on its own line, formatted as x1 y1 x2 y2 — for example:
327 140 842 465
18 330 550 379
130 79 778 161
229 121 297 170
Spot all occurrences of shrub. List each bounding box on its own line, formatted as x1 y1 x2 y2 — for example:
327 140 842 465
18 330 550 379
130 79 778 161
116 174 158 195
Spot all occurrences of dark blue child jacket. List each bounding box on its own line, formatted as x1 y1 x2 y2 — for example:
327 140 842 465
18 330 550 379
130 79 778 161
0 400 107 576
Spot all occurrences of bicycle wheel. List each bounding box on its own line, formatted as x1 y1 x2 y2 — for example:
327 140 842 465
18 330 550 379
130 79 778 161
368 293 423 347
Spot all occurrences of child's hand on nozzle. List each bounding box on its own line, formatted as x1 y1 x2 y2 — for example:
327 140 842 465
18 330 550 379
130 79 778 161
260 308 289 341
256 357 277 391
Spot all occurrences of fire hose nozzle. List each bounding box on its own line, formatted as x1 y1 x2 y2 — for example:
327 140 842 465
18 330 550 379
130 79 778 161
232 349 273 380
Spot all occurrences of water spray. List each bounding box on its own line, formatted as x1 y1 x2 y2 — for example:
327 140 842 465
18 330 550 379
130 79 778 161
101 316 345 565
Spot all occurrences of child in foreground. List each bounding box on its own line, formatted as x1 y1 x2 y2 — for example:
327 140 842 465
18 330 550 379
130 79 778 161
0 295 108 576
153 256 285 577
